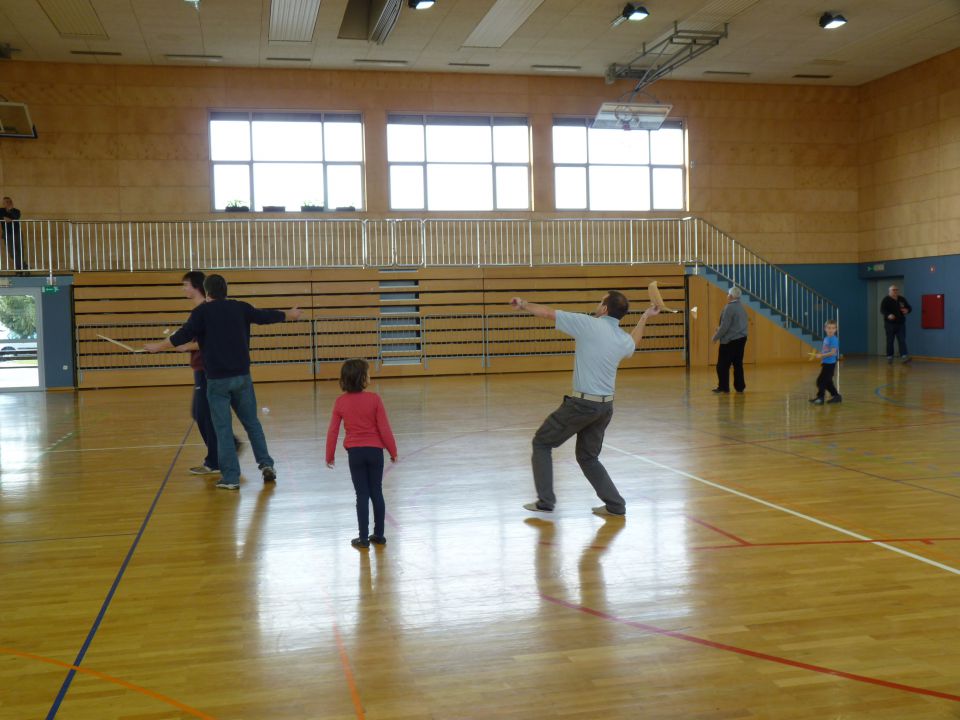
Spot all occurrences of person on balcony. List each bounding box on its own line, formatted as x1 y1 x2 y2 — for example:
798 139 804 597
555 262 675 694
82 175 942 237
712 286 748 394
145 274 302 490
0 196 25 273
880 285 912 364
512 291 660 518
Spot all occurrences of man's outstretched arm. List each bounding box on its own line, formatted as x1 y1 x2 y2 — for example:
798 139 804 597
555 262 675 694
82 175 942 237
630 305 660 346
509 297 555 321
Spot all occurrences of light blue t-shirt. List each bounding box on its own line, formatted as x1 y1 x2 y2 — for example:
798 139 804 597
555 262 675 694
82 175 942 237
821 335 839 365
555 310 636 396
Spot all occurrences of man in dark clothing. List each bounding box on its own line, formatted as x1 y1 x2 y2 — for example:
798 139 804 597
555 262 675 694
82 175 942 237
171 271 242 476
1 196 25 272
146 274 303 490
880 285 912 363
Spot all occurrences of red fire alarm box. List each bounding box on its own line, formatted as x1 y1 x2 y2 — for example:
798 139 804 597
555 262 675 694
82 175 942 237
921 294 944 329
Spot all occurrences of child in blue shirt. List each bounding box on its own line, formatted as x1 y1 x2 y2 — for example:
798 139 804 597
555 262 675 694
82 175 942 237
810 320 841 405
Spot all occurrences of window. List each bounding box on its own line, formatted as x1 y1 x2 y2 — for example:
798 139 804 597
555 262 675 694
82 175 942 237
387 115 530 211
552 118 685 211
209 111 364 211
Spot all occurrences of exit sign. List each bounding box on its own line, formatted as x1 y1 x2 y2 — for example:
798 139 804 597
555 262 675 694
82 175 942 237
42 285 59 294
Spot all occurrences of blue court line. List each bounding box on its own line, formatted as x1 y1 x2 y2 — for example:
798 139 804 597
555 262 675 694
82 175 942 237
45 422 193 720
873 382 960 417
0 531 136 546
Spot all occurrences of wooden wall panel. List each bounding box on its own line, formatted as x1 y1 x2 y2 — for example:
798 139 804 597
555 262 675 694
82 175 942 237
686 275 812 367
71 266 695 388
0 61 867 264
858 47 960 261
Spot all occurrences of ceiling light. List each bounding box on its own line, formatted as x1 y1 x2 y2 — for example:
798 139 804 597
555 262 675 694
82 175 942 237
624 3 648 21
353 58 409 66
818 12 846 29
611 3 648 28
531 64 581 72
408 0 435 8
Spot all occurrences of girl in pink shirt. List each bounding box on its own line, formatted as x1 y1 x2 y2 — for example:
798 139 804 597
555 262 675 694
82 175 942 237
325 359 398 549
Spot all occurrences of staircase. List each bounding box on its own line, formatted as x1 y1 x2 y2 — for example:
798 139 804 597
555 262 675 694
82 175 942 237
683 218 837 346
377 274 423 366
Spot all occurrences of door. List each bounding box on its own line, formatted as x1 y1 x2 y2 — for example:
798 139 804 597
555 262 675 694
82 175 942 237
0 288 43 390
867 278 904 357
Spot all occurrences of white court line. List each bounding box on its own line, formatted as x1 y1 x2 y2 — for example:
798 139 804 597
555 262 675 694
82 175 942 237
606 443 960 577
40 426 542 454
44 442 205 454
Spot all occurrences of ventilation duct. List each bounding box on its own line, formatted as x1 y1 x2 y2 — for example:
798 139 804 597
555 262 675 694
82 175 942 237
339 0 403 44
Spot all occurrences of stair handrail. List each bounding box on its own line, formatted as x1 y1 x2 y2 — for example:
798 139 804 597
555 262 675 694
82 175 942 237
685 217 838 341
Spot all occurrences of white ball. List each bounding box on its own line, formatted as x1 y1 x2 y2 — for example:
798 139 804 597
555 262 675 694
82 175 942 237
162 328 170 335
262 407 270 414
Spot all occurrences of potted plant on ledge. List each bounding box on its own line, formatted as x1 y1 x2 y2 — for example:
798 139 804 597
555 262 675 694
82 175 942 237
225 200 249 213
300 200 324 212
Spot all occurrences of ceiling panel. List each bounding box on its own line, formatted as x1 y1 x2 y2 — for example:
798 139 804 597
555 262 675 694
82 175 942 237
0 0 954 86
37 0 108 38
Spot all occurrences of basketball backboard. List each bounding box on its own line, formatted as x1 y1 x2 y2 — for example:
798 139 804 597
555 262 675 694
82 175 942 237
592 102 671 131
0 102 37 138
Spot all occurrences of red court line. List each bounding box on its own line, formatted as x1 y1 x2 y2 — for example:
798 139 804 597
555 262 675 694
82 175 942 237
684 516 751 546
333 626 366 720
632 494 751 546
383 428 508 528
784 418 957 441
539 595 960 703
693 536 960 551
0 647 216 719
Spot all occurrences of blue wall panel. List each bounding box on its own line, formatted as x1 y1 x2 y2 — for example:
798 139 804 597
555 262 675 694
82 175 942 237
860 255 958 359
782 263 867 354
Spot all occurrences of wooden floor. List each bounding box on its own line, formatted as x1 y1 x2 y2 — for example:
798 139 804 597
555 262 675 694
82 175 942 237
3 359 960 719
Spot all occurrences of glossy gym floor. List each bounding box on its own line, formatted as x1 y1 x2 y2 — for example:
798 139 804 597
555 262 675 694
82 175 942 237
2 359 959 719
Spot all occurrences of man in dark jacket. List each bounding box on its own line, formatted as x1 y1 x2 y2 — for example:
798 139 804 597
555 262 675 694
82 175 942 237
880 285 911 363
146 274 303 490
0 196 24 272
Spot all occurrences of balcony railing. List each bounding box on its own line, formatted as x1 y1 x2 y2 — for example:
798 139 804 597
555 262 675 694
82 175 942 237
8 215 836 342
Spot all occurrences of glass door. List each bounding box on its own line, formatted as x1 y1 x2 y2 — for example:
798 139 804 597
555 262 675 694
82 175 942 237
0 288 42 390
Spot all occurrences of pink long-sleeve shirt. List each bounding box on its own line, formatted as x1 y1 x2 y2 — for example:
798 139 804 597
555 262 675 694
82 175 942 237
325 391 398 464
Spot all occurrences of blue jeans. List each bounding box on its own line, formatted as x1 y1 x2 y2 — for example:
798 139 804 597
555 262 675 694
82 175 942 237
206 374 273 485
348 447 385 537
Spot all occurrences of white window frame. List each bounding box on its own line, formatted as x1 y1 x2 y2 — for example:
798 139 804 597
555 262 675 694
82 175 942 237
387 114 531 212
552 117 686 212
209 111 365 212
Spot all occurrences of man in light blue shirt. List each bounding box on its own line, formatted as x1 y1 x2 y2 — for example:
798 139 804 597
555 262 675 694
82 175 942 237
510 290 660 517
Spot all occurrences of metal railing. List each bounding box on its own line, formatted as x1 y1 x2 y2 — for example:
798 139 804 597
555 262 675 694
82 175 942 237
9 216 688 273
686 217 838 341
15 214 835 343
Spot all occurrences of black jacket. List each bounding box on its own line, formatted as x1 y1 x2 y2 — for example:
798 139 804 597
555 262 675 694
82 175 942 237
880 295 911 326
169 299 285 379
